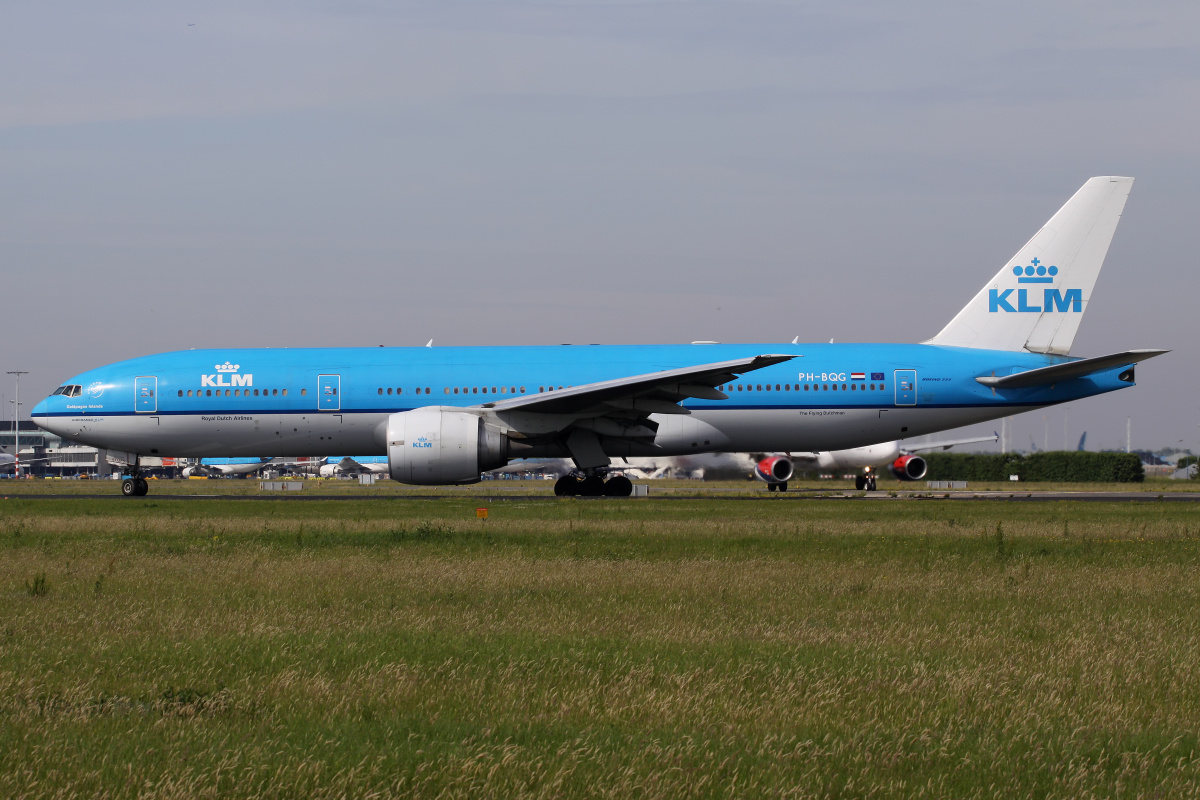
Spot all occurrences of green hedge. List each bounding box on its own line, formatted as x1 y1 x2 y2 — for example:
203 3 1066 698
922 452 1144 482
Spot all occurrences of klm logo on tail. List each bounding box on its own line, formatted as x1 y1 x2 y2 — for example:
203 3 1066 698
989 259 1082 313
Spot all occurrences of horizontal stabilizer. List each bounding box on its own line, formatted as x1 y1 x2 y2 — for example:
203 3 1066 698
904 433 1000 452
975 349 1167 389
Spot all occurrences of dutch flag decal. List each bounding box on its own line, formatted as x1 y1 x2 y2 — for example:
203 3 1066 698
850 372 866 380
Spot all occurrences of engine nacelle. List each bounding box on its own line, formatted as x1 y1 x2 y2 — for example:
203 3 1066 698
754 455 794 484
386 408 509 485
888 454 928 481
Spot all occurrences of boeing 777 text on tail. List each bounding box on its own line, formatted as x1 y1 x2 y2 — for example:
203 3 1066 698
33 177 1165 497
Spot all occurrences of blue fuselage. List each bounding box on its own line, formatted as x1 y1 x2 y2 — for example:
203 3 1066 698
31 342 1132 460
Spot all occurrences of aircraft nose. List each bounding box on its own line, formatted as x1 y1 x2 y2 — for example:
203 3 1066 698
31 398 49 418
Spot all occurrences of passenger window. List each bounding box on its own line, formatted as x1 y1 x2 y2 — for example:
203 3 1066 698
520 386 526 393
272 389 278 396
379 388 384 395
454 388 459 394
178 390 183 397
283 389 288 396
397 388 402 394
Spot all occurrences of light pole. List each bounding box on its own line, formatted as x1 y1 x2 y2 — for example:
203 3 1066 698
7 372 28 478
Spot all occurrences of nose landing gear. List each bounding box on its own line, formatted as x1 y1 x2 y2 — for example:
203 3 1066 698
121 458 149 496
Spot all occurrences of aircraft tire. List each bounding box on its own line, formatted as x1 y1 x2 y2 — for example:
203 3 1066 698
578 476 605 497
137 478 149 496
767 483 777 492
554 476 579 497
855 476 866 491
779 481 787 492
122 479 137 497
867 477 877 491
603 475 633 497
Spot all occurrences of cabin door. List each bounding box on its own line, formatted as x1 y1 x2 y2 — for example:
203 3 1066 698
894 370 917 406
318 375 341 411
134 376 158 413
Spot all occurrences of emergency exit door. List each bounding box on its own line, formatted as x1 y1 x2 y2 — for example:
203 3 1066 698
318 375 341 411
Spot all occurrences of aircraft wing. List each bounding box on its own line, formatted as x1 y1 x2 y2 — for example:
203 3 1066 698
975 349 1167 389
903 433 1000 453
480 354 794 417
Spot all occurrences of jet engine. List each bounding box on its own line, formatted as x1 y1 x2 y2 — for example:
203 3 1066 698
888 454 928 481
754 455 794 484
386 408 509 484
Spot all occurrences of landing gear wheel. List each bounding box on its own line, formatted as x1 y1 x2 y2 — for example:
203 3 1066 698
137 478 149 496
578 476 605 497
603 475 633 497
855 476 866 491
767 483 778 492
122 478 138 497
554 476 580 497
867 476 877 491
778 481 788 493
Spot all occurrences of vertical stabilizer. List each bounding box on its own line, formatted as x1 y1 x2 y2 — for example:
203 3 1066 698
925 177 1133 354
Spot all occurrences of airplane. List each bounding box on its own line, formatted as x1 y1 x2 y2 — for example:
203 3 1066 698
31 177 1166 498
180 457 305 478
318 456 389 478
751 433 999 491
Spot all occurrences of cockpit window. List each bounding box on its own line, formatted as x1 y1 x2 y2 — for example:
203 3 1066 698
54 385 82 397
51 387 65 396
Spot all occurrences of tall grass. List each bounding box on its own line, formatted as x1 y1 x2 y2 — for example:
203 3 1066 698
1 498 1199 797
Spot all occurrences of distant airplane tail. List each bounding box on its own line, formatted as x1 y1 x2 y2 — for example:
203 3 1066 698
926 177 1134 355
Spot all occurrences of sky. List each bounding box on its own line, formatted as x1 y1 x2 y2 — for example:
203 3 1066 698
2 1 1197 452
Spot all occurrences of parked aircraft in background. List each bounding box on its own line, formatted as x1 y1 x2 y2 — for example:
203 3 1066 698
319 456 389 478
751 433 999 491
32 177 1165 498
181 457 306 478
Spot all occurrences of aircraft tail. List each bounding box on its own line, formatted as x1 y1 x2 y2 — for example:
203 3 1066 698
925 177 1134 355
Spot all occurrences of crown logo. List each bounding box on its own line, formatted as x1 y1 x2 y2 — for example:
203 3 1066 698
1012 257 1057 284
215 362 240 373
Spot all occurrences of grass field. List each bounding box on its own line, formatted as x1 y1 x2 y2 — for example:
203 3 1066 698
4 474 1198 497
3 495 1200 797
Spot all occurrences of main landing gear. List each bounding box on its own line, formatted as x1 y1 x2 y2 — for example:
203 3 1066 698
554 471 634 497
767 481 789 492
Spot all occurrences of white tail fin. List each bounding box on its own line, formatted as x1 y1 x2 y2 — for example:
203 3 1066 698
926 176 1133 355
